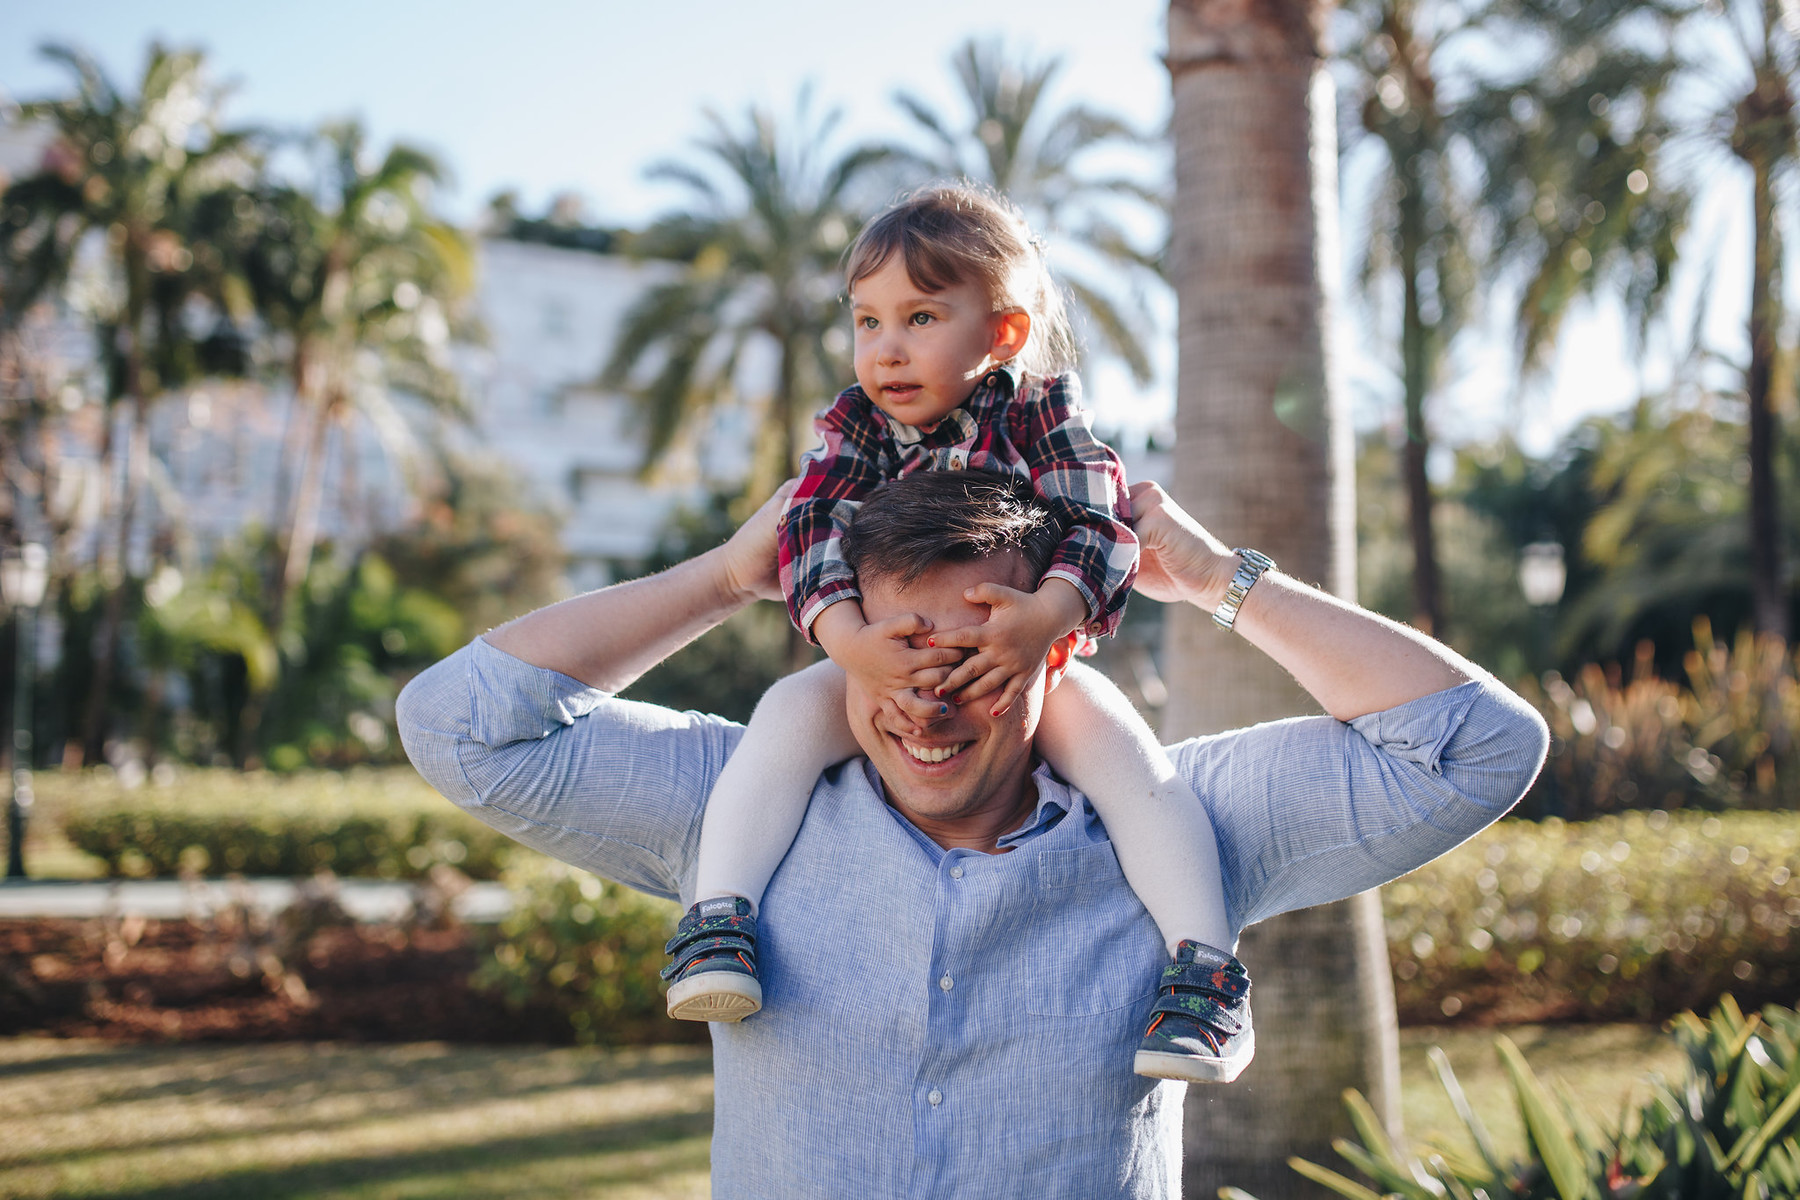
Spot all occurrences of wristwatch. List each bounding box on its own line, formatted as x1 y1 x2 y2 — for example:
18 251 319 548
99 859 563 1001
1211 548 1277 632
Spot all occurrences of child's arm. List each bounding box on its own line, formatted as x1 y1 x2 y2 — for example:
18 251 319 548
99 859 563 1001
935 372 1137 715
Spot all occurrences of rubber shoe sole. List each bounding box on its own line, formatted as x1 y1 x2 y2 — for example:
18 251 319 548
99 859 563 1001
1133 1028 1255 1084
666 972 763 1022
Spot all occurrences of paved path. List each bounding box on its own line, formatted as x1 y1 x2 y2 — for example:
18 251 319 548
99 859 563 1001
0 878 516 923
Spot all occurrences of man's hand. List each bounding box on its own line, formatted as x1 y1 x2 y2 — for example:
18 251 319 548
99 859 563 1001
720 480 796 605
931 577 1087 716
814 600 964 736
1127 480 1237 610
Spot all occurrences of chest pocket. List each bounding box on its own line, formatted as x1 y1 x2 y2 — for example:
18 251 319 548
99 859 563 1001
1018 841 1163 1018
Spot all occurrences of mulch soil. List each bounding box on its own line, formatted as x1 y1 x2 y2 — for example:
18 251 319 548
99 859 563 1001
0 915 707 1046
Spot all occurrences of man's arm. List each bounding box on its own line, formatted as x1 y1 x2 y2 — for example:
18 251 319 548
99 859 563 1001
1129 481 1474 719
485 482 791 689
394 486 793 901
1129 481 1550 932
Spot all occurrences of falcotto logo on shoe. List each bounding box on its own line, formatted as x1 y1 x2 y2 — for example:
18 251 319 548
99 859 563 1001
700 899 738 918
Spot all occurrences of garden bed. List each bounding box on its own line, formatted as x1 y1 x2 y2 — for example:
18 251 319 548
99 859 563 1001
0 915 706 1047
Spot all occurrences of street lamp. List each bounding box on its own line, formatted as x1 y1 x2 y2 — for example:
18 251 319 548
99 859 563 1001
1 543 49 879
1519 542 1567 608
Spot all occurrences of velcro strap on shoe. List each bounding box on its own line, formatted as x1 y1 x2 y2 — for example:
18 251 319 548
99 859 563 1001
660 932 756 980
1158 957 1249 1001
1147 990 1244 1039
663 913 757 957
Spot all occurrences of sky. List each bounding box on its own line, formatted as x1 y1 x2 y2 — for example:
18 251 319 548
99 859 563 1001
0 0 1754 458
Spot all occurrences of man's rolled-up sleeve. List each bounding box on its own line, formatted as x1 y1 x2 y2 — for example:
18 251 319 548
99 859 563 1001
396 637 742 901
1170 677 1549 934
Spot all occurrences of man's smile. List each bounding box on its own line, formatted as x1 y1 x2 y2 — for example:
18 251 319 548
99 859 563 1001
900 737 971 765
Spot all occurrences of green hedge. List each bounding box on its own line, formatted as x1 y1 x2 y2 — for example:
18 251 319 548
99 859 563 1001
1386 809 1800 1023
40 766 519 881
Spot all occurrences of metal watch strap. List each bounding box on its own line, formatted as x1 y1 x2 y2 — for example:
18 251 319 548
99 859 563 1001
1211 547 1276 632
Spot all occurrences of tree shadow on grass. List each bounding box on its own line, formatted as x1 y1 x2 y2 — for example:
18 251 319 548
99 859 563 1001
63 1110 714 1200
5 1044 715 1171
11 1043 712 1118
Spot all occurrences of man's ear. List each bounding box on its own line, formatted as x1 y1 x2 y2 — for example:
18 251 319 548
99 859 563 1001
1043 632 1079 692
991 309 1031 362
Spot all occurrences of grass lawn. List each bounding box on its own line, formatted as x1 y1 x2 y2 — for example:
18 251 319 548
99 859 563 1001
0 1024 1687 1199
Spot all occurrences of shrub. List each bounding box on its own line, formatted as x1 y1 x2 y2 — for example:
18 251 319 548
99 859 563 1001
1238 996 1800 1200
44 767 518 880
470 859 692 1046
1522 621 1800 819
1385 810 1800 1024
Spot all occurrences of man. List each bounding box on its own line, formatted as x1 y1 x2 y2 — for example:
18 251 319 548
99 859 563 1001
397 471 1547 1199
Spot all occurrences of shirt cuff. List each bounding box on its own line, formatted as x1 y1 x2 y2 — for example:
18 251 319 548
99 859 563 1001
799 585 861 643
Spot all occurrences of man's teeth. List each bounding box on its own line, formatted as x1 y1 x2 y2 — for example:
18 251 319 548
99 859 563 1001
904 741 968 764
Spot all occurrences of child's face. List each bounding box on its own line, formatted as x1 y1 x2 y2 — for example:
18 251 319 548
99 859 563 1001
849 257 1029 431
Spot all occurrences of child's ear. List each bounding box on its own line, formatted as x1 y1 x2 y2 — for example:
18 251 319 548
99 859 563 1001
991 309 1031 362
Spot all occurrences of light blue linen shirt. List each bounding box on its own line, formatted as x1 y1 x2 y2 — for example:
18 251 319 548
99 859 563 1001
397 637 1548 1200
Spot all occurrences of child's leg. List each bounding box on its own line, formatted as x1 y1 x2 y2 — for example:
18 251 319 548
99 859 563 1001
1035 661 1231 954
693 659 858 913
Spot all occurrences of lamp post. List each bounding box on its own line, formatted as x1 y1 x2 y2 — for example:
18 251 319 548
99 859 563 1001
1519 541 1567 819
1 543 49 879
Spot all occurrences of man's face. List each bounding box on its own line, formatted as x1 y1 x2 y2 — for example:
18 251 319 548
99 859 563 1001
849 550 1059 841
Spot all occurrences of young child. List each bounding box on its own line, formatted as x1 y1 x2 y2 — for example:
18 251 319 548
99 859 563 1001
659 183 1254 1084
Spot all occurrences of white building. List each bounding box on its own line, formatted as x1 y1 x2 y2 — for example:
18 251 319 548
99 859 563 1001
461 231 754 593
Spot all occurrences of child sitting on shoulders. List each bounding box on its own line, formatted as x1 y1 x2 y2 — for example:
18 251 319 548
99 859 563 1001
660 182 1254 1084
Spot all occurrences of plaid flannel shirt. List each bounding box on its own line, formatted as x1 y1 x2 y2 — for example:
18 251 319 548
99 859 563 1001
778 367 1137 642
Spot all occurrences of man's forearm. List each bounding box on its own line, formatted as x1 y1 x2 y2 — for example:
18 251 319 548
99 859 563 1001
1130 482 1473 722
483 546 753 693
1213 572 1473 722
484 483 791 692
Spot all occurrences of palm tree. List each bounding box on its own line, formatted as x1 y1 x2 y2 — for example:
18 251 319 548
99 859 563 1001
891 38 1169 384
1164 1 1398 1195
5 42 253 764
1467 4 1800 635
223 121 473 633
602 94 892 500
1337 0 1483 638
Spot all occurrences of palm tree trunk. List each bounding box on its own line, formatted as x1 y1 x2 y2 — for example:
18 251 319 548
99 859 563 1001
1166 2 1399 1196
1747 150 1786 640
1398 181 1443 637
278 394 335 629
80 390 148 766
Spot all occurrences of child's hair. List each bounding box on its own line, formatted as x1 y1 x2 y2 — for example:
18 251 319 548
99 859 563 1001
843 182 1078 379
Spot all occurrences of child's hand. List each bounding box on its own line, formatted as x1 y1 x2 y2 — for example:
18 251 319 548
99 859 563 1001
815 601 964 736
930 578 1088 717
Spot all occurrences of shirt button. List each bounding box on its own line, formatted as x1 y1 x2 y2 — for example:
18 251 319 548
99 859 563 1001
949 865 964 880
939 974 954 992
928 1089 943 1107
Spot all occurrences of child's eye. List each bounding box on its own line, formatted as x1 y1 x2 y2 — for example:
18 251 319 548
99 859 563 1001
909 312 933 326
858 316 878 330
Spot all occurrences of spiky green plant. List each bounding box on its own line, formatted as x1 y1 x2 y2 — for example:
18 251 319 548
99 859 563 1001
1227 998 1800 1200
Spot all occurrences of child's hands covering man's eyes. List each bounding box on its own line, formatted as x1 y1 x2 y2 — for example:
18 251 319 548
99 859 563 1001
929 578 1088 717
819 604 966 737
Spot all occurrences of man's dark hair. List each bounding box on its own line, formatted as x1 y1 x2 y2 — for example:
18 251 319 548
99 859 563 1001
843 470 1060 589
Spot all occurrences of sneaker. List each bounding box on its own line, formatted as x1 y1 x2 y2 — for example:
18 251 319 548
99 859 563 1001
661 896 762 1022
1133 940 1254 1084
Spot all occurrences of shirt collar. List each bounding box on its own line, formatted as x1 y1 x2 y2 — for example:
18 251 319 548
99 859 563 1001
859 757 1070 860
